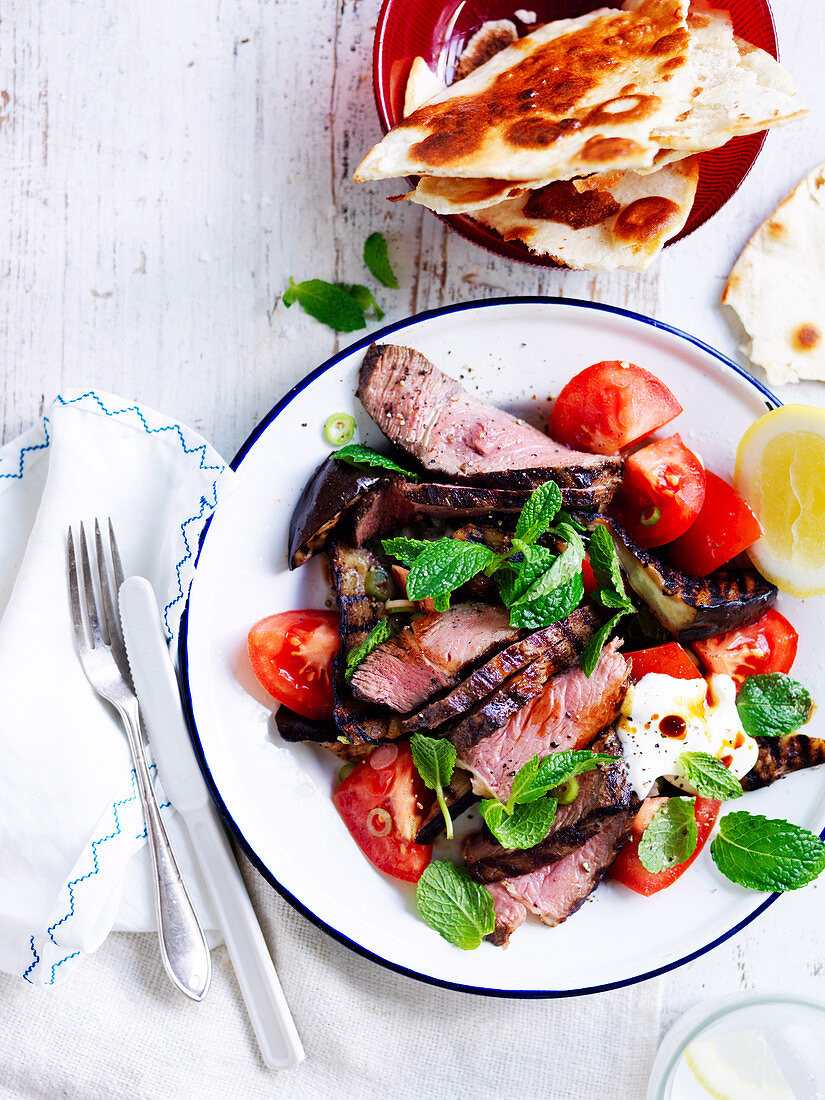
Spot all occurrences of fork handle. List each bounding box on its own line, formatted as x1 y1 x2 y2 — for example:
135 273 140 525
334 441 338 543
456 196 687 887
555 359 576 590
118 699 212 1000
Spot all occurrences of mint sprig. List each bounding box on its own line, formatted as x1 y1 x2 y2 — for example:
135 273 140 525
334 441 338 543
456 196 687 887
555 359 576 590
513 480 563 544
345 618 399 681
363 232 399 289
736 673 813 738
480 798 559 850
410 734 457 839
579 526 634 677
416 861 495 949
341 283 384 321
403 540 498 610
678 751 743 801
637 797 698 873
334 443 418 480
283 278 370 333
710 812 825 892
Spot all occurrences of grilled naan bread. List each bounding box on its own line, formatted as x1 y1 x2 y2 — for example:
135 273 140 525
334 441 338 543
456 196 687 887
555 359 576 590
355 0 694 183
723 161 825 385
472 157 699 271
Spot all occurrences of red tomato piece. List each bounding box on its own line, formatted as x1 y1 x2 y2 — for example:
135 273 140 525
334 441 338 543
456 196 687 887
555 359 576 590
625 642 702 682
333 744 433 882
691 609 798 689
248 610 339 722
581 555 598 597
615 435 706 547
548 361 682 456
610 796 721 896
667 471 762 575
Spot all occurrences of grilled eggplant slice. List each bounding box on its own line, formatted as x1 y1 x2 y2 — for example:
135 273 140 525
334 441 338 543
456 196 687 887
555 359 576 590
288 457 384 569
741 735 825 792
608 521 777 641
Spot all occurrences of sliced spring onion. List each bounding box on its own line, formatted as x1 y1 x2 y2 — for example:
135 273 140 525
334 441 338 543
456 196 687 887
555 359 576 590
338 762 356 783
385 598 416 613
364 566 393 600
367 807 392 837
640 506 661 527
554 777 579 805
324 412 356 447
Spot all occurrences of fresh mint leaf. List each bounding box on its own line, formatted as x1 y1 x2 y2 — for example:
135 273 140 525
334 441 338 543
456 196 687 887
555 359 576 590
282 277 367 332
637 797 698 873
534 749 621 792
588 525 628 602
596 588 633 610
498 544 555 606
405 540 497 606
416 861 495 949
334 443 418 479
710 811 825 892
381 536 431 569
679 751 743 801
505 755 542 810
579 609 631 678
513 481 563 545
508 572 583 630
736 674 813 739
511 528 584 608
344 618 399 681
555 509 586 532
410 734 457 840
479 797 559 850
339 283 384 320
432 593 450 613
363 231 399 289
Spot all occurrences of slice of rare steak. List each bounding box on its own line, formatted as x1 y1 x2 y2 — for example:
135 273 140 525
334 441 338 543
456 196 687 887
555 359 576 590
357 344 621 508
486 883 527 947
458 640 629 800
464 729 636 882
496 810 633 933
328 541 398 743
403 607 600 734
350 603 519 713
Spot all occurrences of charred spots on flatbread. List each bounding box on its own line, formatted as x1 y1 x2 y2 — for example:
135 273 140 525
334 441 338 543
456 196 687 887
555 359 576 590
585 93 661 127
580 136 644 162
506 116 583 149
523 180 621 227
794 324 822 351
650 28 690 56
612 195 682 243
455 19 518 80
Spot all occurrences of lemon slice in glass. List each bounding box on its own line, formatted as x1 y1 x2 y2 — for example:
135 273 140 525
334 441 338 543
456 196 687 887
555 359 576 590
684 1030 796 1099
735 404 825 598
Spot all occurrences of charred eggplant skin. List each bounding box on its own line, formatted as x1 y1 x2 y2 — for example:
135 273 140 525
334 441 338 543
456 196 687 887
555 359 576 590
274 705 337 742
288 457 383 569
607 520 777 641
741 735 825 792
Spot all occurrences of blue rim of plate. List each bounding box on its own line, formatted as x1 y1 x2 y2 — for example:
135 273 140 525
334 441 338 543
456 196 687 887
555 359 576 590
179 294 789 999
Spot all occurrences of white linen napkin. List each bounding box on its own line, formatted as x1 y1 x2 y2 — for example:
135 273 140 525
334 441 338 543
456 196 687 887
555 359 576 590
0 391 232 986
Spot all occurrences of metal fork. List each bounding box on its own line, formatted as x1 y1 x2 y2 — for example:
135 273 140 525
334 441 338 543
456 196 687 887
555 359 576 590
67 519 212 1001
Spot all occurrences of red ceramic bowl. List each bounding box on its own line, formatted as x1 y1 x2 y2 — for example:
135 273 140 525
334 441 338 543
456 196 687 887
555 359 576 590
372 0 778 266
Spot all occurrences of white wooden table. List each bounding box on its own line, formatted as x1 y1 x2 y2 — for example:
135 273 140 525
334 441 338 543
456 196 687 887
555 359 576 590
2 0 824 1092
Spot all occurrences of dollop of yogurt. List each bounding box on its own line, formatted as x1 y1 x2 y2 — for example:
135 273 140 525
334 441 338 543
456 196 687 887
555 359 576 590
616 673 758 799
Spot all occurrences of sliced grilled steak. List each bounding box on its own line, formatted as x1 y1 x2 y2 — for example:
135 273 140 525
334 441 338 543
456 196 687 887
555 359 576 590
288 457 384 569
414 770 477 845
493 810 634 934
403 607 601 734
740 735 825 792
357 344 622 509
486 883 527 946
464 730 636 881
350 603 519 713
458 640 629 799
608 520 777 641
328 541 398 743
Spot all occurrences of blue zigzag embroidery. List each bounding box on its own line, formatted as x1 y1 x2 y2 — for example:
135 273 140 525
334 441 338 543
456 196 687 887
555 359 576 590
22 937 40 984
0 417 51 480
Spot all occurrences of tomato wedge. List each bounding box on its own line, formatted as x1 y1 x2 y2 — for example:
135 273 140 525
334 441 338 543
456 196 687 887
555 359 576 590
667 471 762 575
333 744 433 882
625 642 702 682
614 435 706 547
248 610 339 721
549 361 682 455
690 609 798 689
611 796 720 896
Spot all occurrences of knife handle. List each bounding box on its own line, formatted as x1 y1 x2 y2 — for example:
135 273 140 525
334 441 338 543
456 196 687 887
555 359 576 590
184 802 305 1069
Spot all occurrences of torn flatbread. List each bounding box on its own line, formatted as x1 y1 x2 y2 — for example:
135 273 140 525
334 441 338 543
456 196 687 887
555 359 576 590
472 157 699 272
403 57 446 119
355 0 693 183
723 162 825 385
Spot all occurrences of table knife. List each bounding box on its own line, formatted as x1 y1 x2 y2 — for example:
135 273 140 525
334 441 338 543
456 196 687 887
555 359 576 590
118 576 305 1070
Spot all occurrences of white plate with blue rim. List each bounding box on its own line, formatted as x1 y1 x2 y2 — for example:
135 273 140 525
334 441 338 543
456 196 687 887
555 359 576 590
179 297 825 997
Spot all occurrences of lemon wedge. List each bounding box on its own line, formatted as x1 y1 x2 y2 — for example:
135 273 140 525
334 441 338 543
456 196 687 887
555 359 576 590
684 1030 796 1100
735 404 825 598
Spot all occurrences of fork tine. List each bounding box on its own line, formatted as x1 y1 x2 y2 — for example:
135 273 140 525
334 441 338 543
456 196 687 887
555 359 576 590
108 518 126 594
79 521 106 648
95 518 119 646
67 527 89 650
